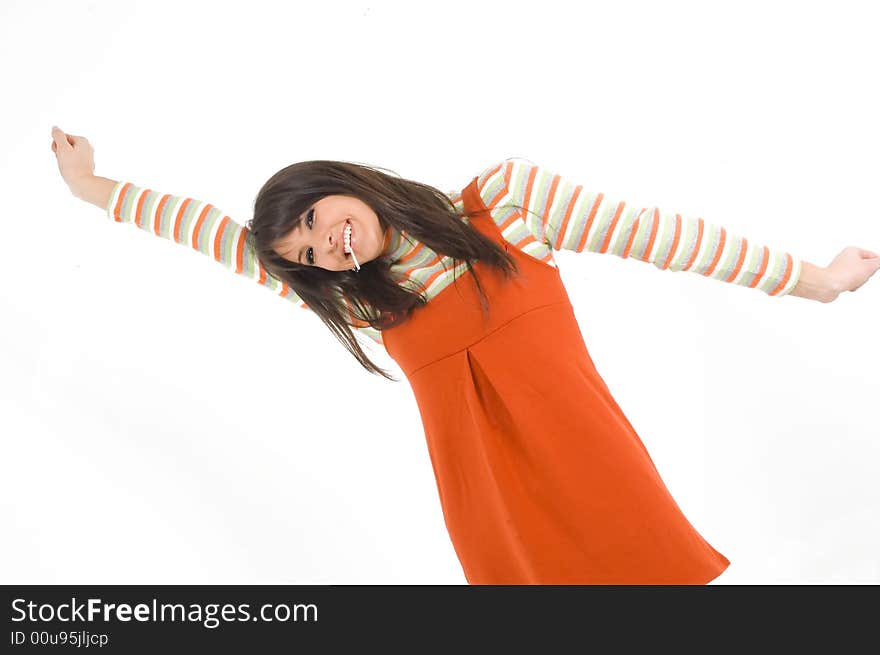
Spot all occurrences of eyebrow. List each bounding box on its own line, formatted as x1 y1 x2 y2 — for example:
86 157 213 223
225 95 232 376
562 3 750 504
296 206 316 265
287 211 306 265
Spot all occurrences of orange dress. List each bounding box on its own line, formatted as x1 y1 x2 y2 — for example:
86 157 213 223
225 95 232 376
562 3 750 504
382 177 731 584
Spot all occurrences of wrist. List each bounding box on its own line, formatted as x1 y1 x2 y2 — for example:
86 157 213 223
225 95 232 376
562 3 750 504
70 175 118 210
67 172 95 197
789 261 840 303
824 268 846 297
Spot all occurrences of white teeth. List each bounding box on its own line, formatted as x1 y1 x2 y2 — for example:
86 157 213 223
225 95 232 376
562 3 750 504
344 221 360 270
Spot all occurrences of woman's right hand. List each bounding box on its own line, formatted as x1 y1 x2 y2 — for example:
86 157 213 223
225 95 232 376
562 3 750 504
825 246 880 297
51 126 95 195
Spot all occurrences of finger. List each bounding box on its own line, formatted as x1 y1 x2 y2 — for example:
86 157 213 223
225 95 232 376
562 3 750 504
51 126 72 149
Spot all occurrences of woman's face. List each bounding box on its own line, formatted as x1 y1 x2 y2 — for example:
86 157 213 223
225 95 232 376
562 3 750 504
271 194 385 271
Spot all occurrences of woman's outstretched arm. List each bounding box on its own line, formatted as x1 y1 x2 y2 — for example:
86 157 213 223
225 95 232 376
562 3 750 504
50 127 386 346
477 158 880 303
52 127 304 307
102 179 302 303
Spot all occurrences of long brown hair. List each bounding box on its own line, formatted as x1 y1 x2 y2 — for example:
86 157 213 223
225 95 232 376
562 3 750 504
247 160 521 380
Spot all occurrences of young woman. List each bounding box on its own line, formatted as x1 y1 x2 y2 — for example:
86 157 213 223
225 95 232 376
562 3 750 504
50 126 880 584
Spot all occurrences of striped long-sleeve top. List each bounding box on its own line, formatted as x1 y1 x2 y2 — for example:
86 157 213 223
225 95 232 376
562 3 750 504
105 158 802 346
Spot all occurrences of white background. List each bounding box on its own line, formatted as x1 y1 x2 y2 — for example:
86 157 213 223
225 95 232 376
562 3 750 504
1 0 877 584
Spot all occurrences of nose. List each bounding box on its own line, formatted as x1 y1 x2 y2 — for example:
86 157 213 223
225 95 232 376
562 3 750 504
326 224 341 258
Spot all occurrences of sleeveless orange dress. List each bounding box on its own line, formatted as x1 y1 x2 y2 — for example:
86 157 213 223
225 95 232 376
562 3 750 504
381 177 731 584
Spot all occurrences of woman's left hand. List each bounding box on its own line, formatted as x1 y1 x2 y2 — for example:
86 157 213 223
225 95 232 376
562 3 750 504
826 246 880 297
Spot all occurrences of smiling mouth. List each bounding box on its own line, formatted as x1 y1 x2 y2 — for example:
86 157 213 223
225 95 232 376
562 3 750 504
343 220 353 256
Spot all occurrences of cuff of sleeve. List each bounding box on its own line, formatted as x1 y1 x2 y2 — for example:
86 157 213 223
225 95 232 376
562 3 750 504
776 255 802 297
105 180 130 221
